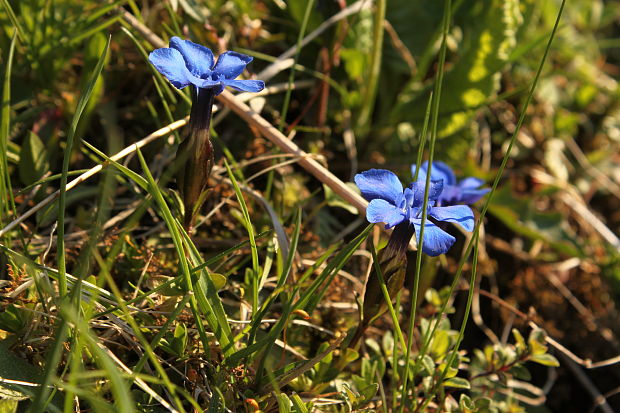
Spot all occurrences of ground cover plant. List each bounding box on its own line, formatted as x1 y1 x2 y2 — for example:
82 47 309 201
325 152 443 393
1 0 620 412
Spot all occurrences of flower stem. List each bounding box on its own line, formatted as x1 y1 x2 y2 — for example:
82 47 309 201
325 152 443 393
177 87 215 230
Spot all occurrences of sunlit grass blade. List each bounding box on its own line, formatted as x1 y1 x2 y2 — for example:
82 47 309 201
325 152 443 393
0 0 27 44
135 148 234 358
30 36 111 413
57 35 110 296
246 208 301 346
408 0 567 408
224 160 260 314
401 0 451 409
0 34 17 234
225 224 373 368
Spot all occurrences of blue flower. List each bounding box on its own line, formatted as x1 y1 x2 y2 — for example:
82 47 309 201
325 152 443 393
354 169 475 256
411 161 490 206
148 36 265 95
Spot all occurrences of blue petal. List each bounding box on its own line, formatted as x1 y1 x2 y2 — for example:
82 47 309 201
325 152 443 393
430 205 474 231
187 79 224 95
223 79 265 93
428 161 456 185
354 169 404 204
459 177 485 189
148 48 195 89
412 161 456 185
169 36 214 78
458 188 490 205
213 51 253 79
413 220 456 256
366 199 406 228
411 179 443 208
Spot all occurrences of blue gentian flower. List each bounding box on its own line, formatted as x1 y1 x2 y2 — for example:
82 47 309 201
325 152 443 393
354 169 475 256
148 36 264 95
411 161 490 206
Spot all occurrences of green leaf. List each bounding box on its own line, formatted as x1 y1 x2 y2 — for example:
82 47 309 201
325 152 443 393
488 184 582 257
0 399 18 413
421 355 435 376
276 393 292 413
18 131 49 185
443 376 471 389
170 323 188 356
512 328 526 353
358 383 379 404
509 364 532 380
0 305 26 334
290 393 309 413
459 394 475 412
528 328 549 355
530 353 560 367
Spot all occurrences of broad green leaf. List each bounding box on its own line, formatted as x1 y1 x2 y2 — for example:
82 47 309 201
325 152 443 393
390 0 523 137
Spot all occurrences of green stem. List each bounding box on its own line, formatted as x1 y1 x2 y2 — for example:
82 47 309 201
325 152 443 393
401 1 451 410
409 0 566 407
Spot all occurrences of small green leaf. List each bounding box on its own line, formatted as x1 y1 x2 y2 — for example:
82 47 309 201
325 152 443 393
290 393 309 413
512 328 526 353
509 364 531 380
430 330 451 357
421 355 435 376
0 305 25 334
277 393 291 413
170 323 188 356
530 353 560 367
343 347 359 364
358 383 378 404
443 376 471 389
459 394 475 412
323 183 359 214
528 328 549 355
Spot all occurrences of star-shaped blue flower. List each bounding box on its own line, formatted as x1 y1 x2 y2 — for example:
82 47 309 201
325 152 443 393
148 36 265 95
354 169 475 256
411 161 490 206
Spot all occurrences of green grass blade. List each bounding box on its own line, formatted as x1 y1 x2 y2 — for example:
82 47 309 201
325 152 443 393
224 160 260 314
278 0 316 131
0 0 27 44
0 34 17 232
135 148 234 358
57 35 110 296
227 224 373 368
401 0 451 409
409 0 567 408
